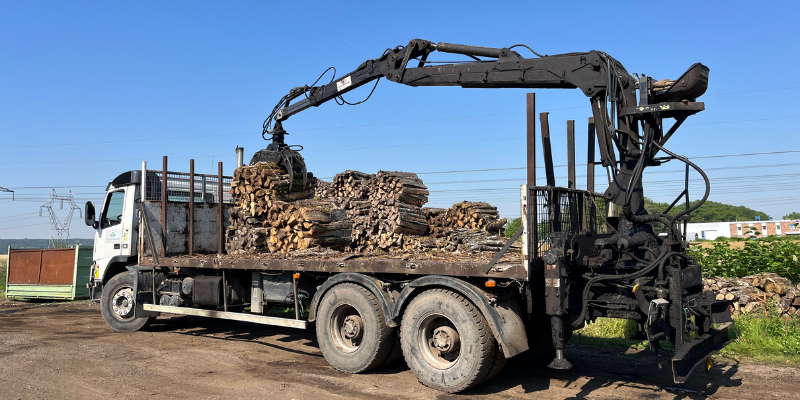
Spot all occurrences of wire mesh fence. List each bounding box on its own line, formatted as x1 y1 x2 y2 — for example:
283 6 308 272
530 187 617 258
145 171 232 204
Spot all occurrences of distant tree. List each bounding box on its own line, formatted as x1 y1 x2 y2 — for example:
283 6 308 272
505 217 521 239
642 198 769 228
783 212 800 220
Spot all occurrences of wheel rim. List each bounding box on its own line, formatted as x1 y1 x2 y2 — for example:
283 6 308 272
417 313 461 370
329 303 364 353
111 286 135 320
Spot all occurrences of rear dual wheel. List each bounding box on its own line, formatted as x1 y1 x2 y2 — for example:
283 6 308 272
400 289 505 393
315 283 397 373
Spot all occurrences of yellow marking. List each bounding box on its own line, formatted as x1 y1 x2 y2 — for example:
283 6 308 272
632 283 640 293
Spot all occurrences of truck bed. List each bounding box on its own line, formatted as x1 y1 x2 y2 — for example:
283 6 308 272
139 247 525 280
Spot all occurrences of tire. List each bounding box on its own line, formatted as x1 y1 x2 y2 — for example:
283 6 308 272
315 283 394 373
100 272 155 332
485 342 507 381
400 289 500 393
382 329 405 366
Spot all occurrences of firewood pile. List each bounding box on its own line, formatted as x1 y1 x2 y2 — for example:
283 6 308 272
445 201 507 232
351 171 430 252
229 163 317 217
333 170 373 199
314 180 335 199
226 164 509 256
704 272 800 318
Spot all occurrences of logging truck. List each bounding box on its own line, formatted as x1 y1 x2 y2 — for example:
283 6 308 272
85 39 733 393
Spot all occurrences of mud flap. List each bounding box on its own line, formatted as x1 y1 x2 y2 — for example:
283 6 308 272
671 322 733 383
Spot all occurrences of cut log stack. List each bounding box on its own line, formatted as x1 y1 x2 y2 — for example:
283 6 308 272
226 163 510 256
230 163 317 217
262 199 352 253
445 202 507 233
351 171 430 252
315 180 335 199
370 171 429 207
225 207 269 254
704 272 800 319
333 170 373 199
424 208 447 236
404 228 506 253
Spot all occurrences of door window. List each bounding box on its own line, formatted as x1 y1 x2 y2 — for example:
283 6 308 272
102 191 125 229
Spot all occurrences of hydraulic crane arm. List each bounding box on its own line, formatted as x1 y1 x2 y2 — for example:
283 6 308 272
265 39 709 215
274 39 632 122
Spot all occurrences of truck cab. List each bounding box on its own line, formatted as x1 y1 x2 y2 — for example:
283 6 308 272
85 170 141 299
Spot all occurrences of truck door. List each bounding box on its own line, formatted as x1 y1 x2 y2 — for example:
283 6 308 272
94 187 136 280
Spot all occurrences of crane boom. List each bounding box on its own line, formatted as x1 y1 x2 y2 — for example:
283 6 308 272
265 39 709 216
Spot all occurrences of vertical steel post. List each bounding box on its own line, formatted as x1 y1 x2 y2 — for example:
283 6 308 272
540 113 555 187
525 93 536 269
526 93 536 186
161 156 167 256
567 120 575 190
218 161 224 255
587 118 596 193
188 159 195 256
684 164 690 240
141 161 147 256
587 118 596 231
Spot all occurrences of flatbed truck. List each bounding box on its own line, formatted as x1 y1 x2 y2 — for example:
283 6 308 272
84 39 733 393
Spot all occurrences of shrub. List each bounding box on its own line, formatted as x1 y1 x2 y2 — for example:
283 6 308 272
691 238 800 282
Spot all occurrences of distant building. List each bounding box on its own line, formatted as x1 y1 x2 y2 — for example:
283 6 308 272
683 219 800 240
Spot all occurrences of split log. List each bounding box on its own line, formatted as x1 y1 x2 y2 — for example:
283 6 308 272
444 201 507 233
370 171 429 207
333 170 373 199
231 163 316 217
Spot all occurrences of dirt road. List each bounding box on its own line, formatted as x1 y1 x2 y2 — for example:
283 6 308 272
1 300 797 399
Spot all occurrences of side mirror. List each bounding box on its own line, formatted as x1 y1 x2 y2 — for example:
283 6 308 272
85 201 98 229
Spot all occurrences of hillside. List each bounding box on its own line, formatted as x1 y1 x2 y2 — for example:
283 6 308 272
644 198 769 223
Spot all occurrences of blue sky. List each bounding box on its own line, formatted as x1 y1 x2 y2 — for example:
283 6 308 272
1 0 799 239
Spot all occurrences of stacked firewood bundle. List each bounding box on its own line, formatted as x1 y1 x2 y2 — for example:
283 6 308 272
227 162 511 256
444 202 507 232
370 171 429 207
262 199 352 253
349 171 431 252
227 199 352 254
704 273 800 318
226 207 269 254
230 163 316 217
404 228 506 253
315 180 335 199
424 208 447 235
333 170 373 199
350 201 430 252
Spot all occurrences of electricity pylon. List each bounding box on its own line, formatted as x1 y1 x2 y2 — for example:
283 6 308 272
40 190 82 248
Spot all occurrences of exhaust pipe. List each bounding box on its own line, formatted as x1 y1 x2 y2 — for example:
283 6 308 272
235 146 244 168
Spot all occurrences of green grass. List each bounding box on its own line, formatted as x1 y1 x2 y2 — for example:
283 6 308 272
571 313 800 366
719 305 800 365
0 258 6 297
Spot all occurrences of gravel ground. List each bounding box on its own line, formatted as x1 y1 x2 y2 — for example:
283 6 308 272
1 299 797 399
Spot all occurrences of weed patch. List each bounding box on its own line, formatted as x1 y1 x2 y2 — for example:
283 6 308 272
571 313 800 366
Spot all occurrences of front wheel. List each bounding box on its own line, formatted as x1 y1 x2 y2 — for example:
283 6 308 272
100 272 155 331
400 289 503 393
